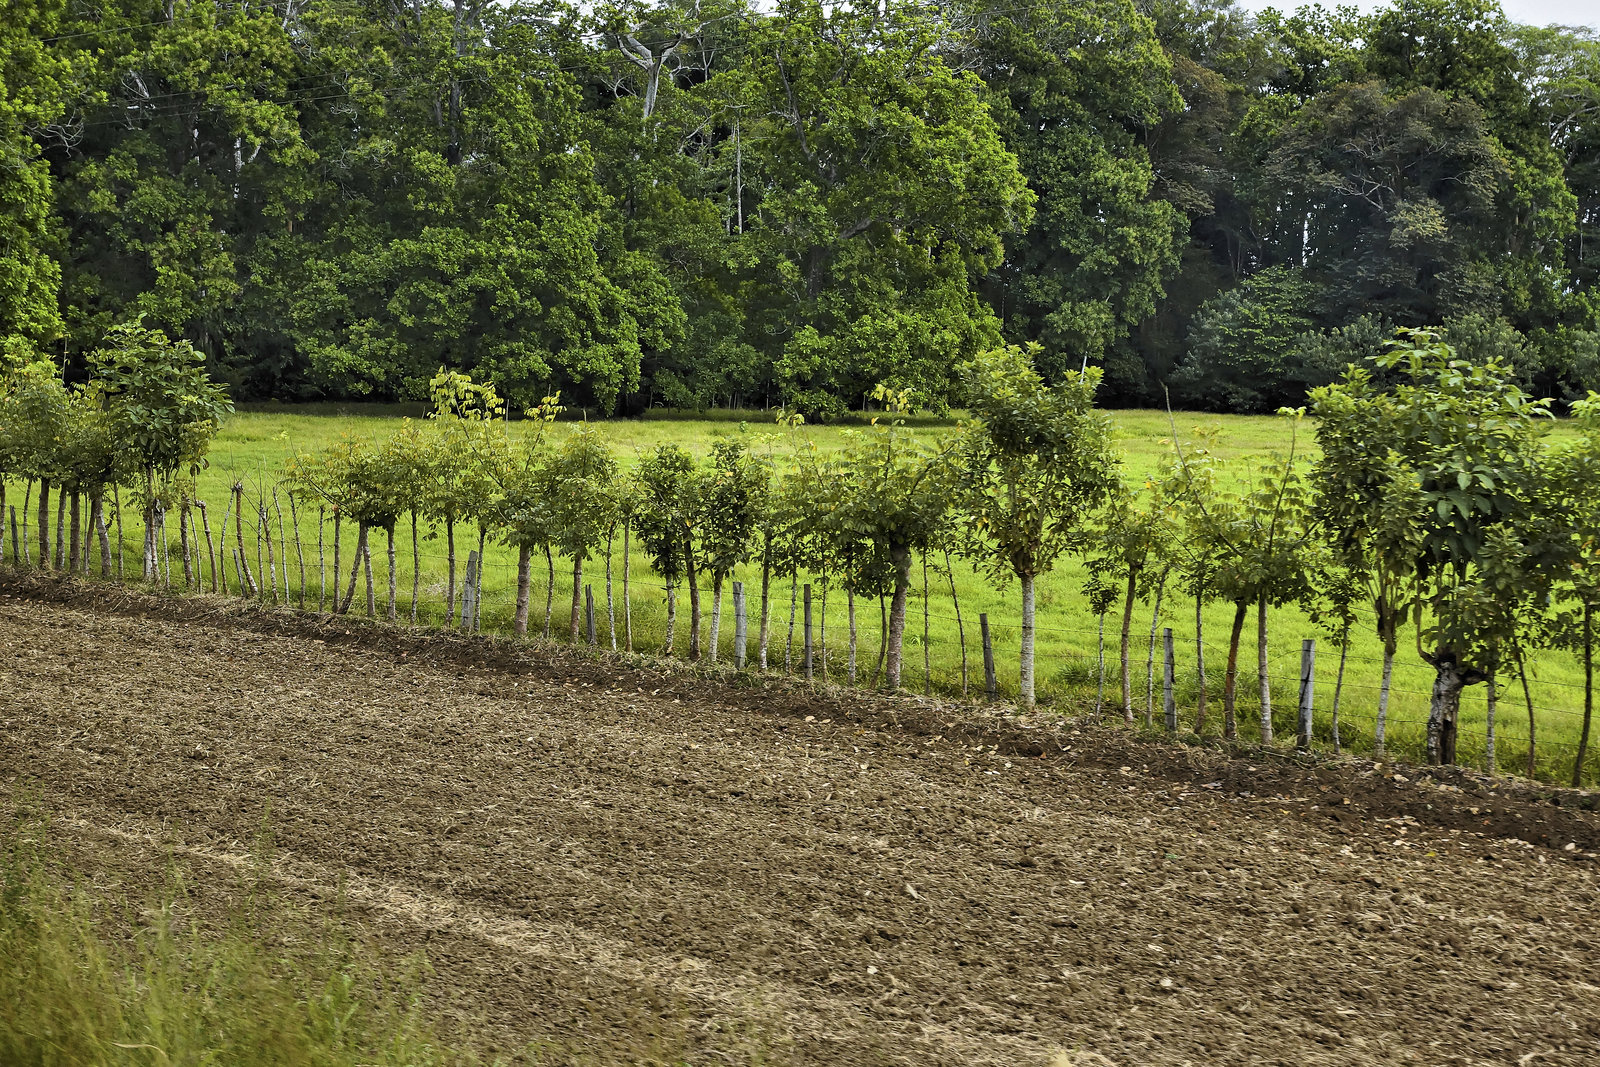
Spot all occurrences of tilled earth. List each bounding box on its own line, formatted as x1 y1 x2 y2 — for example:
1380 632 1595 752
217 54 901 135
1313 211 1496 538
2 587 1599 1066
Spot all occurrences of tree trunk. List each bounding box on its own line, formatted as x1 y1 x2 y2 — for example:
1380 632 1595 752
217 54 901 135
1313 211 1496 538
409 512 419 623
922 553 932 695
18 480 30 565
570 556 583 642
1145 576 1165 727
178 498 193 589
363 533 376 617
339 524 366 614
446 518 457 622
1194 589 1208 733
112 483 123 579
1425 653 1474 766
233 486 257 597
513 543 533 638
1515 641 1537 778
885 545 912 690
874 595 888 686
664 579 678 655
217 496 231 595
54 490 66 569
69 492 82 574
275 491 289 601
20 480 32 566
684 531 701 661
944 548 967 696
543 545 555 639
94 494 112 577
1096 613 1107 720
605 529 617 651
1257 592 1273 744
709 573 724 664
1330 638 1348 755
319 509 328 610
292 495 307 609
1019 571 1037 709
819 579 828 679
473 527 485 630
37 476 50 570
847 584 858 684
784 576 797 672
622 520 633 653
1375 631 1397 757
1222 599 1247 743
1119 568 1137 724
386 525 397 620
262 503 278 604
1576 603 1593 788
758 532 772 669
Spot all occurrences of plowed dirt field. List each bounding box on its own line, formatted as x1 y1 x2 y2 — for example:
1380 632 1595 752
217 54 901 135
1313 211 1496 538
2 587 1599 1066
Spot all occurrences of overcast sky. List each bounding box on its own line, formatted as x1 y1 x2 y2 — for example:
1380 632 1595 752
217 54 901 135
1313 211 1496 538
1232 0 1596 30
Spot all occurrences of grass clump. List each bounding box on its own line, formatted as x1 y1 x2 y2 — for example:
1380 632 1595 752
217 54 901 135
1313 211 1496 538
0 835 458 1067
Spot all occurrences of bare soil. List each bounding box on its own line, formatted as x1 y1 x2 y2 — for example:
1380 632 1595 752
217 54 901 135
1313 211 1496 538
2 579 1599 1066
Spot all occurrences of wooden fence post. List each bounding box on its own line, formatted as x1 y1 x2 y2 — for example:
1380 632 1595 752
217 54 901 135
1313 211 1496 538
461 551 478 632
803 583 814 682
1163 627 1177 732
1298 638 1316 752
733 580 747 669
586 584 597 646
980 613 997 702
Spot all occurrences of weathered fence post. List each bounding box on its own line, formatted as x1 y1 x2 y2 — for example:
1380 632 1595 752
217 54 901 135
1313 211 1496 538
1298 638 1316 752
461 551 478 632
586 584 597 646
980 613 997 702
803 583 814 682
1163 627 1177 732
733 580 747 669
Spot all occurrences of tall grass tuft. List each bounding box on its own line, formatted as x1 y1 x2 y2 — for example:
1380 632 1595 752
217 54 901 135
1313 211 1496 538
0 834 458 1067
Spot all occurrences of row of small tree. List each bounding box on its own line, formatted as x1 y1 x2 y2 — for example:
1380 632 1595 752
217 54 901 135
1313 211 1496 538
269 348 1117 714
3 328 1598 784
0 323 232 584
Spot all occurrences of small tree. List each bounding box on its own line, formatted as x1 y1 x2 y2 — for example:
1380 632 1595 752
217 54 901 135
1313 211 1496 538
487 397 563 639
697 439 770 664
952 344 1120 708
425 370 506 619
545 426 620 643
635 444 698 655
89 321 232 581
1091 481 1175 725
0 361 71 568
1312 330 1550 765
835 386 950 690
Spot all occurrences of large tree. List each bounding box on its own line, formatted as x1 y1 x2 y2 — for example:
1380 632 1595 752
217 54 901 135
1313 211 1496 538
739 0 1034 419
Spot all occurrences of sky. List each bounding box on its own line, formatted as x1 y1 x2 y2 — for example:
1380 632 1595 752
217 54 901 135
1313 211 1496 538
1232 0 1597 30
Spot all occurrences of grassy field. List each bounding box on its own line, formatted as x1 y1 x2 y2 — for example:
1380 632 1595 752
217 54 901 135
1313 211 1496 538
6 405 1595 786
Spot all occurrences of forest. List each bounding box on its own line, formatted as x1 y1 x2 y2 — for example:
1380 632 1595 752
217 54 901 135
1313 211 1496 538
1 0 1597 417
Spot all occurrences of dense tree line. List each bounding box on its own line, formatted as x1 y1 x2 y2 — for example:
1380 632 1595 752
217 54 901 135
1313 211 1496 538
1 0 1595 415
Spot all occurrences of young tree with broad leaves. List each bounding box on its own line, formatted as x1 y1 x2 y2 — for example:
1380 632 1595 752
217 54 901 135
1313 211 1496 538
833 385 951 690
89 320 232 582
696 438 769 663
952 343 1119 708
1311 330 1550 765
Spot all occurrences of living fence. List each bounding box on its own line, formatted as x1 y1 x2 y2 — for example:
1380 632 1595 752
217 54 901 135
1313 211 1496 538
4 468 1595 790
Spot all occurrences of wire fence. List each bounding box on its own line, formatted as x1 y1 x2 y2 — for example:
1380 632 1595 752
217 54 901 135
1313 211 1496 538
5 473 1597 788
